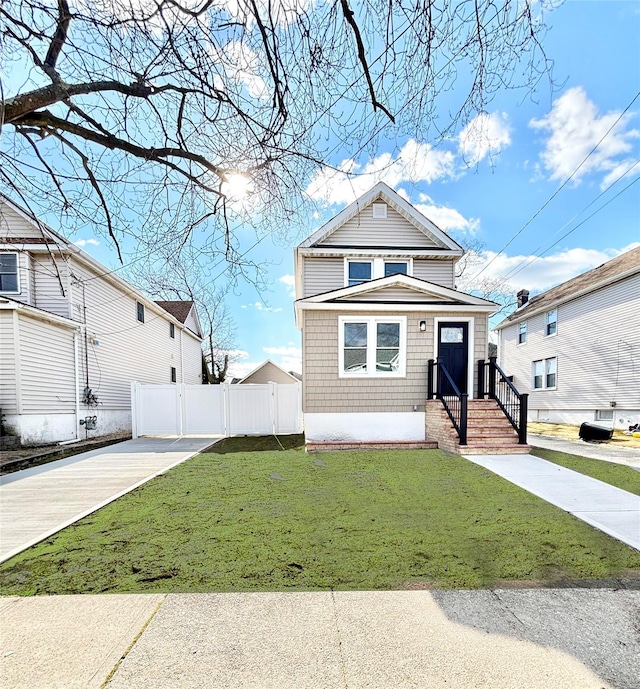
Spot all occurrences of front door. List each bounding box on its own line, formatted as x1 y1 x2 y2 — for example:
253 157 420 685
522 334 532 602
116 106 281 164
438 322 468 395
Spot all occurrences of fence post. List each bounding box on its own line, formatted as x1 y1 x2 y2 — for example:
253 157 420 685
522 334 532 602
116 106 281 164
223 383 230 437
477 360 485 399
488 356 497 400
427 359 435 399
519 393 529 444
460 393 468 445
270 382 277 436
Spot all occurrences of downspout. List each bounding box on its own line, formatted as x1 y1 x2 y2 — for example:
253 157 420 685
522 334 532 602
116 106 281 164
73 330 81 441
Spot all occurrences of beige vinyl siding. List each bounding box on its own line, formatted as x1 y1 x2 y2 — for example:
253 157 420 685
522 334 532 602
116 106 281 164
183 308 200 336
499 274 640 411
241 362 296 384
0 204 47 240
0 310 18 413
413 259 455 288
32 255 71 318
340 287 444 303
303 310 487 413
303 256 344 297
69 259 201 409
318 204 441 248
19 314 76 414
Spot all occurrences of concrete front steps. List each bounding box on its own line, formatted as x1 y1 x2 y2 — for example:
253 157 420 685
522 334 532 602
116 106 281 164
426 399 531 455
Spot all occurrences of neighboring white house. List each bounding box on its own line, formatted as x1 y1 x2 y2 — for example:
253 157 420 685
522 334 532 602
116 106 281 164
294 182 513 448
0 195 204 445
494 246 640 429
236 360 300 385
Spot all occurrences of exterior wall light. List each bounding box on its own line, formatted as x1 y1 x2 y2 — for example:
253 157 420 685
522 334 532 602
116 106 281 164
419 320 427 332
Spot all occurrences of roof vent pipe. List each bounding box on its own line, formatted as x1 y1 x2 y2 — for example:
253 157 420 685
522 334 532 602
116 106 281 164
517 289 529 308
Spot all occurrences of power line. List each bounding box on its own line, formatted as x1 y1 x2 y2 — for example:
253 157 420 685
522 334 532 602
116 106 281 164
469 89 640 282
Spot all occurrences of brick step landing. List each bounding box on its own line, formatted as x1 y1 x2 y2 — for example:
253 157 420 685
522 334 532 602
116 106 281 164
306 440 438 453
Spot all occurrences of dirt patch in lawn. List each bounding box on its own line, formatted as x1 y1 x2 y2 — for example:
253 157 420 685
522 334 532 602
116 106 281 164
529 422 640 449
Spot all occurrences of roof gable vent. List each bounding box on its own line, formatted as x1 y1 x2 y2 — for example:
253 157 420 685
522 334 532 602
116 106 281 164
372 202 388 219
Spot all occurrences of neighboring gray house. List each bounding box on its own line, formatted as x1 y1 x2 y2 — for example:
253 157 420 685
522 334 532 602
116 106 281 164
236 360 300 385
0 195 203 445
495 246 640 429
294 183 528 452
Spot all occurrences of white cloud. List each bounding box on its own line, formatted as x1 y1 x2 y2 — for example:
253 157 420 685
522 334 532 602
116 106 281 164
529 87 640 187
241 301 282 312
458 112 511 165
415 203 479 234
279 274 296 297
461 243 640 294
263 345 302 373
74 238 100 247
306 140 456 205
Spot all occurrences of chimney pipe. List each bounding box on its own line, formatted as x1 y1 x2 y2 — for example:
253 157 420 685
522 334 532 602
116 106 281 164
517 289 529 308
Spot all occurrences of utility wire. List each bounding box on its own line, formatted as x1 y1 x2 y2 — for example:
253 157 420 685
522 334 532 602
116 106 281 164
469 89 640 282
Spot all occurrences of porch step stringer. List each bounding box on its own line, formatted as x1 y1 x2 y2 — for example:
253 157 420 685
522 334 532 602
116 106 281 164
425 399 531 455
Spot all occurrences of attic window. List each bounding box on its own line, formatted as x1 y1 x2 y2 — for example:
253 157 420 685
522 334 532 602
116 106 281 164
372 203 388 219
136 301 145 323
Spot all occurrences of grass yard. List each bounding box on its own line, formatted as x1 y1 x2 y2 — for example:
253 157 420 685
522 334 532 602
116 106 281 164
1 442 640 595
530 447 640 496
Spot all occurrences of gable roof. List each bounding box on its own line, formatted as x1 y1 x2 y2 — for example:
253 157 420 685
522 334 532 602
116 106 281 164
155 300 194 324
295 274 497 325
495 245 640 329
237 359 300 384
298 182 463 253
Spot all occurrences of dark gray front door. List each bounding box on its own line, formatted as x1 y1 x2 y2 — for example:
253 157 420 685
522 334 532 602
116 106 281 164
438 322 468 395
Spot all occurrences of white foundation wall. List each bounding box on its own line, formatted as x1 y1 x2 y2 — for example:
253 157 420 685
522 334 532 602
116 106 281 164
4 413 77 445
304 412 425 442
530 408 640 430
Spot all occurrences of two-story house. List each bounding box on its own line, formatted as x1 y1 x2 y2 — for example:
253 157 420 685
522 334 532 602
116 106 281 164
294 183 529 453
495 246 640 430
0 195 204 445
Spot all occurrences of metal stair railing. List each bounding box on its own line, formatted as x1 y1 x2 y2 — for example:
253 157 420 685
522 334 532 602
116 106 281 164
477 356 528 444
428 359 467 445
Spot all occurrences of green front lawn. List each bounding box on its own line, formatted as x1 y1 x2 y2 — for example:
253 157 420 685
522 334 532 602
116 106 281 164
530 447 640 496
2 444 639 595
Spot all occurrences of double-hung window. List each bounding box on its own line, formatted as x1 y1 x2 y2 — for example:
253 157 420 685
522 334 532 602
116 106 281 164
384 261 408 277
545 309 557 336
0 253 19 292
518 321 527 345
340 316 406 377
533 357 557 390
347 261 372 286
136 301 145 323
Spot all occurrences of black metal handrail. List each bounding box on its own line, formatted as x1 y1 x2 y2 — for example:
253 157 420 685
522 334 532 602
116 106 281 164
477 357 528 444
428 359 467 445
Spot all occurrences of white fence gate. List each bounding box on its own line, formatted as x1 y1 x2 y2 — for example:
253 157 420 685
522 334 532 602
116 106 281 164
131 382 302 438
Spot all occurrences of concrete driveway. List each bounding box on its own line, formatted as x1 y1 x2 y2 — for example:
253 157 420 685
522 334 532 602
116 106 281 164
2 590 639 689
0 436 219 563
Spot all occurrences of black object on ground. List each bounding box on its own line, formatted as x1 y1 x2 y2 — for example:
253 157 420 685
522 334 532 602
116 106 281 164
579 422 613 442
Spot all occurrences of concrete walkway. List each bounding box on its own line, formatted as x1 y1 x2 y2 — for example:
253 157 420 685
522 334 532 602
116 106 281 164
2 590 639 689
464 454 640 551
0 437 219 563
529 433 640 468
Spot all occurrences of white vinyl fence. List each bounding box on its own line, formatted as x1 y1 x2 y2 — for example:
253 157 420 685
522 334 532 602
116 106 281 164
131 382 302 438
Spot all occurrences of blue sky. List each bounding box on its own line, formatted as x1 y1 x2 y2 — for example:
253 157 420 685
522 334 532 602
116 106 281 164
70 0 640 378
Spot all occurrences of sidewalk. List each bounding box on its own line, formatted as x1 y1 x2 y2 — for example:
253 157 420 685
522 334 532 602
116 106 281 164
3 590 639 689
529 433 640 468
464 453 640 551
0 436 220 563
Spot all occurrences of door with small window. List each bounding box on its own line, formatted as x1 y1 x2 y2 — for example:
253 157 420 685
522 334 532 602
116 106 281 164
437 322 468 395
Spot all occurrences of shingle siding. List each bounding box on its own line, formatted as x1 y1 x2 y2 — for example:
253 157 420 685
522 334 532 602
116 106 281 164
303 310 487 413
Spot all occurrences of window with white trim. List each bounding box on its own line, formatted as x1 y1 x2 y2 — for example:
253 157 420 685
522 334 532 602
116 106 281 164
533 357 557 390
596 409 614 421
0 253 19 293
384 261 408 277
545 309 557 336
339 316 406 377
518 321 527 345
347 261 372 286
